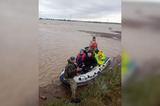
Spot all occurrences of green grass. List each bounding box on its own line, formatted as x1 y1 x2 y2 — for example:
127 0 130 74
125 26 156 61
42 65 121 106
122 74 160 106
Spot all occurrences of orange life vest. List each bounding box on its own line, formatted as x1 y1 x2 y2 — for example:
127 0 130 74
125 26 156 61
77 53 85 63
90 40 97 48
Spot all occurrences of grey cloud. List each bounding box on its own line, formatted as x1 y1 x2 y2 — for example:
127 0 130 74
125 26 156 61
39 0 121 20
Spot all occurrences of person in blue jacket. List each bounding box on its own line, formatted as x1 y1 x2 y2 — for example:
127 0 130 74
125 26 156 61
76 49 86 70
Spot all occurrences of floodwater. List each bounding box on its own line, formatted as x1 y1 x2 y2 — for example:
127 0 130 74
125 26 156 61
39 20 121 87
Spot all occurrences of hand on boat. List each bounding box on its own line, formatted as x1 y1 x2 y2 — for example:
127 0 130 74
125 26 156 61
90 66 93 69
77 67 82 71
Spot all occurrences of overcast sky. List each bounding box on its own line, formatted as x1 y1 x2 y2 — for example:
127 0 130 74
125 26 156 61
39 0 121 23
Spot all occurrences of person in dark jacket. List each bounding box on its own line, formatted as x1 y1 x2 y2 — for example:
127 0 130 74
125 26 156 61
76 49 86 71
83 46 89 56
64 56 80 103
82 51 97 73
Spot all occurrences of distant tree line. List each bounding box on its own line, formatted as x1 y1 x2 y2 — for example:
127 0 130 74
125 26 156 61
39 18 121 25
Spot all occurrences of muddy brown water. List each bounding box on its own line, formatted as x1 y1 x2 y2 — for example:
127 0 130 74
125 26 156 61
39 20 121 104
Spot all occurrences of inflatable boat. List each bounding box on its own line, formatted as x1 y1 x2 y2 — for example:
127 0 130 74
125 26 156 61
60 57 111 86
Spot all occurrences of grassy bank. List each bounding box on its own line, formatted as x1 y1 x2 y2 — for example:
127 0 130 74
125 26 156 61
122 74 160 106
42 65 121 106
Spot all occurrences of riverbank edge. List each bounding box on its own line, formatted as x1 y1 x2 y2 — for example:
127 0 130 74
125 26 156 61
41 65 121 106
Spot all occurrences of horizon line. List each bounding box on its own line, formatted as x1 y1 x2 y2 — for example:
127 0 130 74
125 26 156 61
39 17 121 24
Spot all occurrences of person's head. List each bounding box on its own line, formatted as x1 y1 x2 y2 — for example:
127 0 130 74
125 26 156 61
95 49 99 54
70 56 75 63
87 51 92 57
80 49 84 54
85 46 89 52
93 36 96 41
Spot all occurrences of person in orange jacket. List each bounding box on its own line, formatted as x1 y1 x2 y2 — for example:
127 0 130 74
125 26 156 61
89 36 98 56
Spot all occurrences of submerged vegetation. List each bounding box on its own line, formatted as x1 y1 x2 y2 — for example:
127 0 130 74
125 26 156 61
42 65 121 106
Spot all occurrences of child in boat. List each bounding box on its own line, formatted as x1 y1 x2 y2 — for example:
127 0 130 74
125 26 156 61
76 49 86 71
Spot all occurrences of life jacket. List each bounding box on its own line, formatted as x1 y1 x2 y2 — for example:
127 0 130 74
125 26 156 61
90 40 97 48
95 51 105 65
77 53 85 63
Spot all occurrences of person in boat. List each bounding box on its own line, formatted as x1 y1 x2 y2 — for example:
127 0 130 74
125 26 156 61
83 46 89 56
89 36 98 56
95 49 108 65
64 56 81 103
82 51 97 73
76 49 86 71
